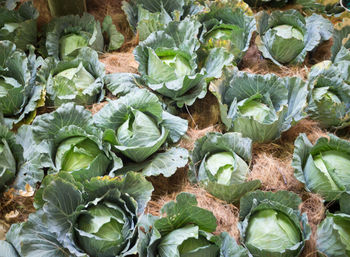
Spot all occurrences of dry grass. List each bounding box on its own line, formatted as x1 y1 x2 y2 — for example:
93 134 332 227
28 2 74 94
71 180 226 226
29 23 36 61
0 189 35 239
99 50 139 74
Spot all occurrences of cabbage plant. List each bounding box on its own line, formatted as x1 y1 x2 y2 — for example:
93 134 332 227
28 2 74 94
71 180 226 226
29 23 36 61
211 69 307 142
132 18 234 107
198 1 255 64
255 10 333 66
2 171 153 257
0 1 38 51
38 47 105 107
43 13 124 60
138 192 249 257
30 102 122 184
239 190 311 257
0 40 44 129
317 212 350 257
306 60 350 129
94 89 189 178
189 132 260 203
292 133 350 201
122 0 203 41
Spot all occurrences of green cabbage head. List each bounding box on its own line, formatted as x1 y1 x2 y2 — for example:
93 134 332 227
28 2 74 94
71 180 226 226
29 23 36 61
76 201 134 257
189 132 261 203
0 41 44 129
59 33 89 60
40 47 105 107
199 2 255 63
317 213 350 257
239 190 310 257
211 69 307 142
256 10 333 65
55 136 105 173
94 89 188 168
1 172 153 257
306 60 350 129
246 209 301 252
292 133 350 201
31 103 122 184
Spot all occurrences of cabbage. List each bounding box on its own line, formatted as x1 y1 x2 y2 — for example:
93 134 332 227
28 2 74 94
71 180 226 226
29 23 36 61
306 60 350 129
189 132 261 203
206 152 235 185
138 193 248 257
2 172 153 257
0 41 44 129
246 209 301 252
239 190 311 257
198 1 254 63
317 213 350 256
293 133 350 201
30 103 122 184
266 25 305 64
211 69 307 142
76 202 129 256
40 47 105 107
239 100 274 123
94 89 189 177
159 54 192 78
55 136 103 172
256 10 333 66
133 19 234 107
59 33 88 59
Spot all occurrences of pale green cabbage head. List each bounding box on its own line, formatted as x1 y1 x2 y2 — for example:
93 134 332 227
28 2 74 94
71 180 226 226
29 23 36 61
52 62 96 105
59 33 88 60
76 201 130 257
238 100 274 123
159 54 192 78
265 25 304 64
206 151 235 185
55 136 103 172
293 134 350 201
246 209 301 252
317 213 350 256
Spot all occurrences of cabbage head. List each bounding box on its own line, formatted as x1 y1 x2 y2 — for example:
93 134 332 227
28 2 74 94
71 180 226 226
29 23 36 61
292 133 350 201
133 19 234 107
306 60 350 129
239 190 311 257
199 1 255 64
0 1 38 51
122 0 203 41
138 192 249 257
30 102 122 185
211 68 307 142
44 13 104 60
255 10 333 66
94 89 189 178
38 47 105 107
0 40 44 129
317 213 350 257
189 132 260 203
1 172 153 257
